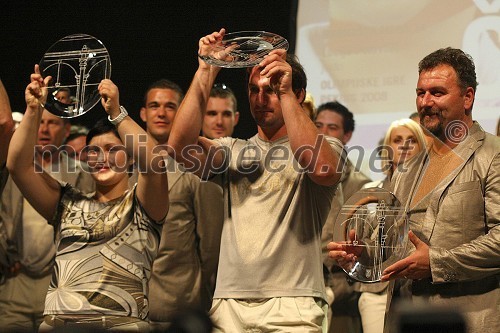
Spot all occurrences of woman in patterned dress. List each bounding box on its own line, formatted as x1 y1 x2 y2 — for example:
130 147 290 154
7 65 169 332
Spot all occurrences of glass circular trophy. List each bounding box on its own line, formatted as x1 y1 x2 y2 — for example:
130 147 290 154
333 187 408 283
199 31 289 68
39 34 111 118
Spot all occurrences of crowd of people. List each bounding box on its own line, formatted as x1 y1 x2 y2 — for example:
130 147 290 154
0 28 498 333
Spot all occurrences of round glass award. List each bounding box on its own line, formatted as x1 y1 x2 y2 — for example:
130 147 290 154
39 34 111 118
333 187 408 283
199 31 289 68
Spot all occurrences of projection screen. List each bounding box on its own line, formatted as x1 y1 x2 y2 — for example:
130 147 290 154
296 0 499 180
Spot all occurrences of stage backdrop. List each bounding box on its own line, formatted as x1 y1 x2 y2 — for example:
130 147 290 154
296 0 500 180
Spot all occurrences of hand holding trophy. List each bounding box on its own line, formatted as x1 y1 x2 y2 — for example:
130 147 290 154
198 30 289 68
328 187 408 283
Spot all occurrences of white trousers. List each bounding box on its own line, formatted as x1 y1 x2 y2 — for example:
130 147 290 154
358 291 387 333
209 297 328 333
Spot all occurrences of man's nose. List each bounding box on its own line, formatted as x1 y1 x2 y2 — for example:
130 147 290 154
39 122 49 132
420 91 434 108
157 107 167 117
256 91 268 105
216 114 223 125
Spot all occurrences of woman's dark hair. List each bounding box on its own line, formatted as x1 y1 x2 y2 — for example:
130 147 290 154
86 118 120 145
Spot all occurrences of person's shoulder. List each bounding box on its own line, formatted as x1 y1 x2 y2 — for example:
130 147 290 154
213 136 234 146
482 131 500 150
472 129 500 162
469 122 499 151
214 136 249 148
362 179 384 189
169 166 198 195
59 181 93 204
346 160 371 181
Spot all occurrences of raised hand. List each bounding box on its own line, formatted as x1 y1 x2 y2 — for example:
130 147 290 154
98 79 120 118
197 28 235 68
25 64 51 110
257 49 292 98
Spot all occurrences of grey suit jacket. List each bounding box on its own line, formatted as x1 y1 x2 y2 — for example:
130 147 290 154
148 158 224 323
385 122 500 333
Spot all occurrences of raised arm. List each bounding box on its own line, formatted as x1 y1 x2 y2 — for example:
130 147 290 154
98 79 168 222
0 79 14 166
258 49 342 186
168 29 227 178
6 65 61 220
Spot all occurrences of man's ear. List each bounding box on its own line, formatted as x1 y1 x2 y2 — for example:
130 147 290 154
140 107 147 122
463 87 474 115
343 131 353 145
296 89 306 105
234 112 240 125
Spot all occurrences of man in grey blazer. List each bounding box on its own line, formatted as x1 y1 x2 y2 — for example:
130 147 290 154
328 47 499 333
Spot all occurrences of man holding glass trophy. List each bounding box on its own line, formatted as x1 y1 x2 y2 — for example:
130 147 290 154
168 28 344 332
328 47 499 333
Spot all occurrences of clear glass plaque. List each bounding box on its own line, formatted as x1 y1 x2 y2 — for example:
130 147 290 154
39 34 111 118
333 187 408 283
199 31 289 68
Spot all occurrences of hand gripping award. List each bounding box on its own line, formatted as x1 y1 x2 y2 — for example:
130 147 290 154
332 187 408 283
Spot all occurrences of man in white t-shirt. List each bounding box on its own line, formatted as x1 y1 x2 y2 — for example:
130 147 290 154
168 29 344 332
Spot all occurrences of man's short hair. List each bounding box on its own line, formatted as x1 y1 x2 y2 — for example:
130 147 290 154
316 101 355 133
66 124 89 143
56 87 71 94
143 79 184 106
418 47 478 93
287 54 307 97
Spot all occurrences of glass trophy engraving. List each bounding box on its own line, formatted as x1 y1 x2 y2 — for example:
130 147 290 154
199 31 289 68
39 34 111 118
333 187 408 283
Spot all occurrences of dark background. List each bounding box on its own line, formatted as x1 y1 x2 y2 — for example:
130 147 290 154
1 0 298 139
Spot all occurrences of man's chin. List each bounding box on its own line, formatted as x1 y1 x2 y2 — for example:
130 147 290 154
151 131 169 144
423 123 443 138
211 130 227 138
